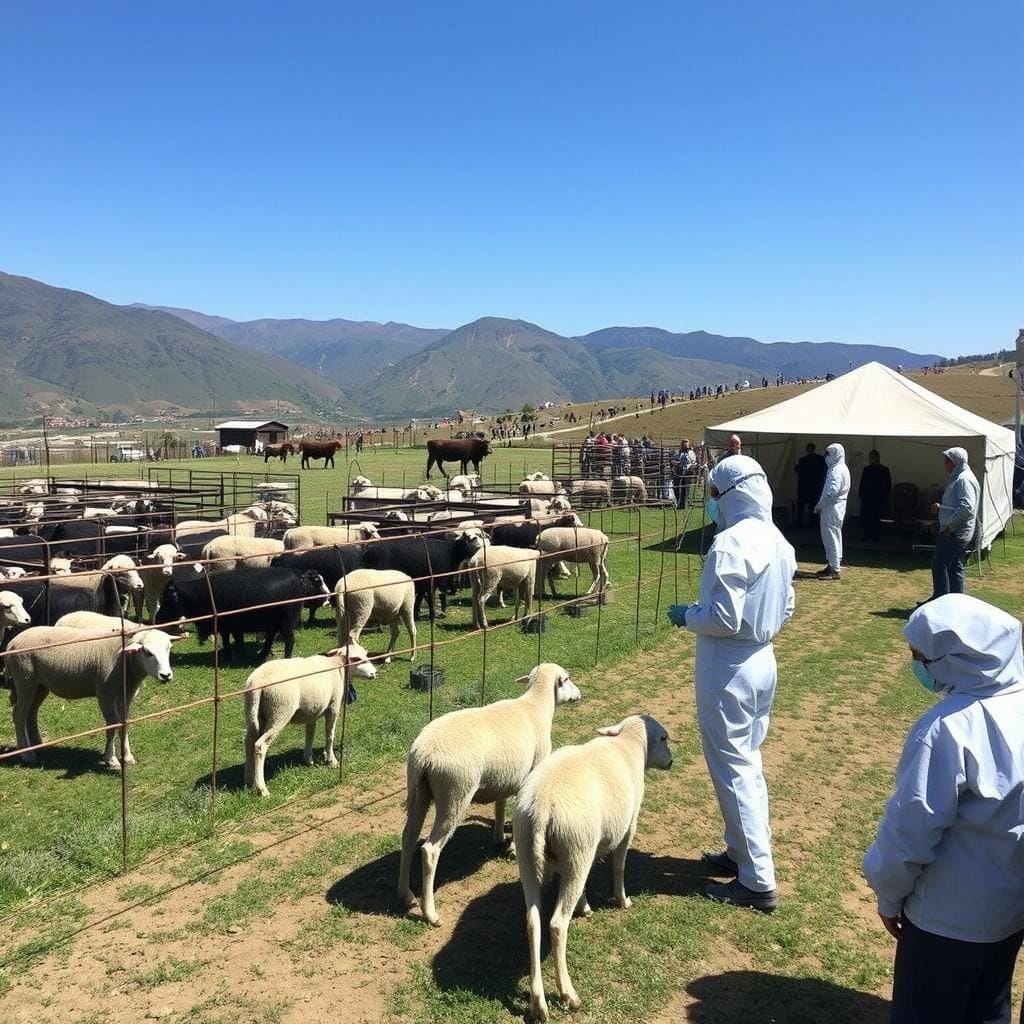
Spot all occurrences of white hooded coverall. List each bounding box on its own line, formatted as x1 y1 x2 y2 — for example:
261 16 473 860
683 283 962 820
815 443 850 571
683 455 796 891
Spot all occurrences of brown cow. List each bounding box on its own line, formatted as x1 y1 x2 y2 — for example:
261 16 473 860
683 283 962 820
425 437 493 478
299 439 343 469
263 441 295 464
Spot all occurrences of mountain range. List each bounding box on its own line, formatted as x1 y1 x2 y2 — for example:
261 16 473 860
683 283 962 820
0 270 941 421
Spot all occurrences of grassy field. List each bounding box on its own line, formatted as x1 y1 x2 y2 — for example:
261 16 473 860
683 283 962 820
1 377 1021 1022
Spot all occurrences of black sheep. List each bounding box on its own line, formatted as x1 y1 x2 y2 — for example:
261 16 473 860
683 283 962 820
270 544 365 624
360 534 460 620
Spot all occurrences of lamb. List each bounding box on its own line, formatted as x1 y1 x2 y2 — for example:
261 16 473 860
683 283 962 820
569 479 611 506
243 641 378 797
0 590 32 648
464 541 539 628
100 554 146 619
202 536 285 572
283 524 380 550
611 475 648 504
6 625 184 767
514 715 673 1022
398 663 581 926
333 569 417 664
139 543 190 622
535 526 610 599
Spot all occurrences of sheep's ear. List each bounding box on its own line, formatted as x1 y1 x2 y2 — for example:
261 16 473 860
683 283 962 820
514 673 531 686
168 633 189 643
596 723 624 737
123 641 143 653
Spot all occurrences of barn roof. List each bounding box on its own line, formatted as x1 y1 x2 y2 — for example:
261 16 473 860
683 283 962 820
214 420 289 431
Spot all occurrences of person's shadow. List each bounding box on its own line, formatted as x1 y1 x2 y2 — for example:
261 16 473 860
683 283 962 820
684 971 889 1024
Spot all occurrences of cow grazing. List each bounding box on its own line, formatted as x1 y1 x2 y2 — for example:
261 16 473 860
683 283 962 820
263 441 295 464
299 439 343 469
425 438 493 479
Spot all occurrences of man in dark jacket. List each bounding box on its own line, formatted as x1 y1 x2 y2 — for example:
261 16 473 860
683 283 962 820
858 449 892 541
794 443 827 526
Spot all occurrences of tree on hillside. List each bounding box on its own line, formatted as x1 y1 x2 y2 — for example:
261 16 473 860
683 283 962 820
520 403 537 422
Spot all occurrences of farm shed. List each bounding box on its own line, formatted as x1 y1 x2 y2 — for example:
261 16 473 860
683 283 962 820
214 420 289 450
705 361 1017 549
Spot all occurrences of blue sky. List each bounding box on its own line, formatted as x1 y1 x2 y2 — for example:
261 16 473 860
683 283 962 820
2 1 1020 356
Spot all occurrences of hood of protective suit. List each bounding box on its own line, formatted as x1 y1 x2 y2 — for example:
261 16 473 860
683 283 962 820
825 443 846 468
943 447 969 473
709 454 774 526
905 594 1024 698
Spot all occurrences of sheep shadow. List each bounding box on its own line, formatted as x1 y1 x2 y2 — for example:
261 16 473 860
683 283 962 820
685 970 889 1023
0 741 117 779
325 818 502 917
193 744 312 793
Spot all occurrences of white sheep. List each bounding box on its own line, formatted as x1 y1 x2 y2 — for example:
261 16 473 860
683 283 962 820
547 494 573 513
82 506 118 519
55 610 143 633
202 535 285 572
100 554 146 619
0 528 14 538
0 566 27 578
333 569 417 664
412 484 444 501
243 641 378 796
519 480 563 497
398 663 581 926
464 542 539 628
49 556 75 576
283 523 380 550
175 508 267 540
0 591 32 647
448 473 481 495
139 543 189 622
514 715 673 1022
350 475 373 492
526 471 550 482
612 475 648 504
535 525 610 598
6 626 185 767
569 479 611 505
383 510 410 522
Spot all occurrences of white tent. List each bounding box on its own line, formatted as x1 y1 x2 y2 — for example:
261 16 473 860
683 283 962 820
705 362 1017 549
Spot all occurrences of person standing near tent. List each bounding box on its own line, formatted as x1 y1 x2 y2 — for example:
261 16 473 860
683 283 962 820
814 443 850 580
858 449 892 541
864 595 1024 1024
666 455 796 911
922 447 980 603
794 442 827 527
671 438 697 509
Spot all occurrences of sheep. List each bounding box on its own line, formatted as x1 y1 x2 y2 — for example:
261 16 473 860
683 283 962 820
351 475 373 492
243 642 378 797
333 569 417 664
411 484 444 501
514 715 673 1022
139 543 190 622
202 536 285 572
569 479 611 506
547 494 573 513
448 473 480 495
49 556 75 576
519 480 564 497
383 510 409 522
0 566 28 579
535 526 610 599
526 472 550 482
398 663 581 927
6 626 185 767
175 508 267 540
464 542 539 628
283 523 380 550
611 475 648 504
55 610 143 634
0 528 14 538
18 481 47 496
1 590 33 648
82 506 119 519
101 554 146 619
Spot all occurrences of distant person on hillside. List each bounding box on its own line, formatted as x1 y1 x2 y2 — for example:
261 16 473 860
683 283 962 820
794 443 827 527
919 448 980 604
864 595 1024 1024
813 443 850 580
858 449 891 541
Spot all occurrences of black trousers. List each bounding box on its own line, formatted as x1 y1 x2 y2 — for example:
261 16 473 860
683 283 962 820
891 916 1023 1024
796 489 817 526
861 499 885 540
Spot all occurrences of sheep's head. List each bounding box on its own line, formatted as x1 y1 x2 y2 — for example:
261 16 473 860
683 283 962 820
351 476 372 491
326 641 378 681
49 557 74 576
517 663 580 705
0 590 32 627
124 629 187 684
596 716 673 770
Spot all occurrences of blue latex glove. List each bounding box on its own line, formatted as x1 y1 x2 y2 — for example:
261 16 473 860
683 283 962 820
667 604 690 628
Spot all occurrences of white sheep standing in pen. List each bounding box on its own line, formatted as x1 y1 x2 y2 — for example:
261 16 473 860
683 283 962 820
448 473 480 495
283 523 380 550
5 625 185 767
569 479 611 505
55 610 143 633
519 479 564 497
612 475 648 504
398 663 581 927
535 525 610 599
202 536 285 572
100 554 147 619
243 641 378 796
463 539 539 628
333 568 417 664
138 544 194 623
0 591 32 650
514 715 674 1022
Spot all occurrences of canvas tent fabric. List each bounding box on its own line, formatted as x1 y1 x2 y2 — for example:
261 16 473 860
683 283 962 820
704 362 1016 549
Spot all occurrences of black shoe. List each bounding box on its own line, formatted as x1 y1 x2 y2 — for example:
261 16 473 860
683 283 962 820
817 567 841 580
701 849 739 877
915 598 934 609
813 567 831 578
705 879 779 912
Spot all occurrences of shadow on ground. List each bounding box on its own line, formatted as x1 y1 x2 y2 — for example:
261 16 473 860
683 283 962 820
685 971 889 1024
0 742 111 779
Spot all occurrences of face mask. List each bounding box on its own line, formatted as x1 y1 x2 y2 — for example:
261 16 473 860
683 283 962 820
911 659 942 694
706 497 721 526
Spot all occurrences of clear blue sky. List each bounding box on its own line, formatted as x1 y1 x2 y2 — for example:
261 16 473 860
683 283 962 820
2 1 1020 356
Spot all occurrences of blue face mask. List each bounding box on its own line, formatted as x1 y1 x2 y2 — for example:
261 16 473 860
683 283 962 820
911 659 943 694
706 497 721 526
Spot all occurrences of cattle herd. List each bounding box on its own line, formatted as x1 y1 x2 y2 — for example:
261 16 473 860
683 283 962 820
0 463 671 1020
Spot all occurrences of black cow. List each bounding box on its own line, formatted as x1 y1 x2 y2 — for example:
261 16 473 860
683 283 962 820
361 534 460 620
271 544 365 624
425 437 493 479
155 567 329 662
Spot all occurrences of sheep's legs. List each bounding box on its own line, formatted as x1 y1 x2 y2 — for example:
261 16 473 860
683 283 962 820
401 606 417 664
611 832 634 909
243 725 257 788
550 867 587 1012
97 689 123 769
493 798 513 850
522 878 549 1023
251 723 287 797
419 793 470 926
398 773 432 912
304 721 317 766
322 707 339 766
13 681 44 764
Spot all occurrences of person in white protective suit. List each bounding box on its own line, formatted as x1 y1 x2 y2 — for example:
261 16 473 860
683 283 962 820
814 442 850 580
666 455 796 910
863 595 1024 1024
